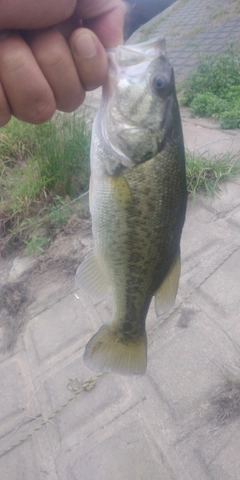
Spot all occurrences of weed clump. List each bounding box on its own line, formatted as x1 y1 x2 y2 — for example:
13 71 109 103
0 113 91 254
181 49 240 129
186 151 240 197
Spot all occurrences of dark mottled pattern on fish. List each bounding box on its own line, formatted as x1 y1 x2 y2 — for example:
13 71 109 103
92 139 186 340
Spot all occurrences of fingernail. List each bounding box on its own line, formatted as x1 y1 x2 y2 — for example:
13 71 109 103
74 33 97 59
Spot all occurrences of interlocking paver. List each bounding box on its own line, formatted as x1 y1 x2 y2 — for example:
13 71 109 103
24 292 97 375
58 420 176 480
0 353 40 439
209 428 240 480
191 247 240 334
148 299 238 416
43 364 145 451
1 441 42 480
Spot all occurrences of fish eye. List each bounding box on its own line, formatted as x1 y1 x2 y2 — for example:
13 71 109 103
154 76 165 89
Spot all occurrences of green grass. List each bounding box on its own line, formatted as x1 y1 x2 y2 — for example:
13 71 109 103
23 235 49 256
0 112 91 255
181 49 240 129
210 8 228 21
186 151 240 197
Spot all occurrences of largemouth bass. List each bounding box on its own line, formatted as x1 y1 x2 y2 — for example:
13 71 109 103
76 37 187 376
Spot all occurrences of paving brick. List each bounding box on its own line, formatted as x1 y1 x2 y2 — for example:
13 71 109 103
0 360 25 423
198 182 240 217
0 353 40 439
201 183 240 239
58 420 175 480
24 292 98 373
208 426 240 480
180 201 239 294
174 411 240 480
0 427 58 480
147 298 238 422
191 246 240 334
182 120 240 156
224 208 240 239
42 360 145 451
27 276 75 320
0 440 41 480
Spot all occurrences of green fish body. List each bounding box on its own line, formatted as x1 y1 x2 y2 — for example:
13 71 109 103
76 38 187 376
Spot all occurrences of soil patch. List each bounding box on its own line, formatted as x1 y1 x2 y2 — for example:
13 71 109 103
0 215 92 351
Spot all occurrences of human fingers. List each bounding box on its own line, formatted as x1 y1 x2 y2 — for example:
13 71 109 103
69 28 108 90
0 33 56 124
0 0 77 30
28 29 85 112
75 0 124 47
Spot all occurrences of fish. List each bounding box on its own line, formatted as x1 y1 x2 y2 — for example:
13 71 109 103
76 37 187 376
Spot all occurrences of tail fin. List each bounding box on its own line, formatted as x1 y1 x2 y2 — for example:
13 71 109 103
83 324 147 376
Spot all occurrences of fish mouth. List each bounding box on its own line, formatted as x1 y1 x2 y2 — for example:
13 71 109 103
106 37 166 67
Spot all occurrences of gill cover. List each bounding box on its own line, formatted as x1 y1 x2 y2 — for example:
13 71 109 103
97 37 174 172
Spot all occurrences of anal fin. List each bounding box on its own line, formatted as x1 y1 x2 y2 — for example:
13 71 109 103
76 250 109 301
154 251 181 316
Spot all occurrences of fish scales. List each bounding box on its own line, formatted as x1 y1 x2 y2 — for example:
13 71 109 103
76 37 187 376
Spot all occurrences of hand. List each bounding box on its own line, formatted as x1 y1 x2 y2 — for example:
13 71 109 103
0 0 124 126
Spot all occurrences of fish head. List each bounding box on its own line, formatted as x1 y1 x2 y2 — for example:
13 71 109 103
97 37 180 173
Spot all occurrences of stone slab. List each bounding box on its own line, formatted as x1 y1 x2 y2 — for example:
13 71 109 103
58 420 176 480
191 246 240 334
147 297 239 421
24 291 99 375
0 352 40 439
42 360 145 452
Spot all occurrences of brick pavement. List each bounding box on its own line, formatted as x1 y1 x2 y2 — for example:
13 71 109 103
1 0 240 479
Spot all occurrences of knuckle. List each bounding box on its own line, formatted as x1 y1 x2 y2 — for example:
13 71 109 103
21 92 56 124
57 90 85 112
60 0 77 20
1 48 28 74
40 45 67 71
0 35 31 74
30 99 56 124
30 31 71 72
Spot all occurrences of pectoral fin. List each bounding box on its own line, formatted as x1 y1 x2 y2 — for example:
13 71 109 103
154 252 181 316
76 250 109 301
108 173 132 207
